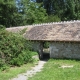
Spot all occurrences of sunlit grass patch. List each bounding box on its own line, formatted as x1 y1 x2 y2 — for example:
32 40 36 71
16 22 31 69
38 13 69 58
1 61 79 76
28 59 80 80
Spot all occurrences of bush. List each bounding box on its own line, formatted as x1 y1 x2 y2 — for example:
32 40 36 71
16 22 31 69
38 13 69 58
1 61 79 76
0 59 8 71
0 29 32 70
46 15 61 22
43 42 50 48
0 25 5 29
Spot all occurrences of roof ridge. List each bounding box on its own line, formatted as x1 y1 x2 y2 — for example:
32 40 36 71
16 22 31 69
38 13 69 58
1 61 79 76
32 20 80 26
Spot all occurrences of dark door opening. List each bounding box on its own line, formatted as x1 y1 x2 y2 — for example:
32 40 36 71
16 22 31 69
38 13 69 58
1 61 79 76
42 42 50 59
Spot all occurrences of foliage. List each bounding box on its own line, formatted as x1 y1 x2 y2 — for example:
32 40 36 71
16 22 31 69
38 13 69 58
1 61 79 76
19 0 48 24
0 0 24 27
28 59 80 80
30 51 38 57
0 63 36 80
46 15 61 22
63 0 80 20
43 42 50 48
37 0 80 21
19 28 27 35
0 25 5 29
0 0 17 27
24 1 48 24
0 0 48 27
0 0 80 27
0 29 32 70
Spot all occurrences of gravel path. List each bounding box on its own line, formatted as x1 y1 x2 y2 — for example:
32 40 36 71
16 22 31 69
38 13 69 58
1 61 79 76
10 60 46 80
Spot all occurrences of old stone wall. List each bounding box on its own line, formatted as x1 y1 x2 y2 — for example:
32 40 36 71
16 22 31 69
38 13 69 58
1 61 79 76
32 41 43 59
32 42 43 53
49 42 80 59
31 42 40 52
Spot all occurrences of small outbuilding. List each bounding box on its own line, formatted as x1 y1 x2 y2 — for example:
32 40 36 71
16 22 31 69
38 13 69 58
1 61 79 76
24 21 80 60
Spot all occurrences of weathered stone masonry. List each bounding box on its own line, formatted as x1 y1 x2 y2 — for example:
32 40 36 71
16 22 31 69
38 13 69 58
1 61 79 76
32 42 43 59
49 42 80 59
32 41 80 59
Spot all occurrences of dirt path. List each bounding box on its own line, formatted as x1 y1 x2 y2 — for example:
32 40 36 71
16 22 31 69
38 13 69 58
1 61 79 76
10 60 46 80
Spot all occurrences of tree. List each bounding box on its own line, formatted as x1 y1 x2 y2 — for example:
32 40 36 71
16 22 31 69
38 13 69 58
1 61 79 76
36 0 80 21
0 0 17 27
17 0 48 24
36 0 43 3
0 0 48 27
25 2 48 24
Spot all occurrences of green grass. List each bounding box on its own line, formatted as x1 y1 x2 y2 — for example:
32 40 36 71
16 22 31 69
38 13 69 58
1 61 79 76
30 51 38 56
0 62 37 80
28 59 80 80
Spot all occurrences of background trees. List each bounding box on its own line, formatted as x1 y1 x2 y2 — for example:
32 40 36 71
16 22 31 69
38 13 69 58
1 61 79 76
0 0 80 28
0 0 17 27
37 0 80 21
0 0 48 27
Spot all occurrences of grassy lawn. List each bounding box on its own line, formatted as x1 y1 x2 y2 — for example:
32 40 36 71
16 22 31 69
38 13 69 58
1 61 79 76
0 63 35 80
28 59 80 80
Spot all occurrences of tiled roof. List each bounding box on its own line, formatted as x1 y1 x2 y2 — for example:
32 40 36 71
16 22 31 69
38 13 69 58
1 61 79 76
23 20 80 42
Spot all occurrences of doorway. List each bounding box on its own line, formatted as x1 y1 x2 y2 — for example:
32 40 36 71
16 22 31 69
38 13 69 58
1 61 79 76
42 42 50 59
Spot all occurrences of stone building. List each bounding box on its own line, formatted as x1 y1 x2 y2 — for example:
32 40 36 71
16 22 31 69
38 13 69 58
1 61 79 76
23 21 80 60
6 20 80 60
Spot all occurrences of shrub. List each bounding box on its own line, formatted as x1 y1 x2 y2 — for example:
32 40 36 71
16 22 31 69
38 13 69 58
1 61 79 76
0 29 32 70
0 25 5 29
43 42 50 48
46 15 61 22
0 57 9 71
